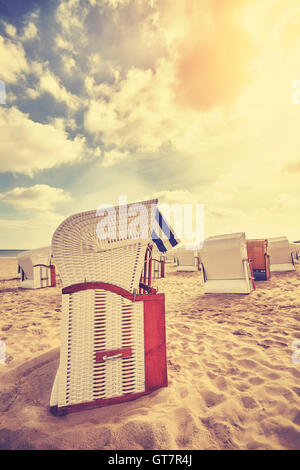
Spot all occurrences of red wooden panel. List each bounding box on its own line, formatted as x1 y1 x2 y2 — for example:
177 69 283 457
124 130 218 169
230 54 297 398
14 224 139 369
265 254 271 280
50 265 56 287
161 260 165 278
96 347 132 362
144 294 168 392
62 281 163 303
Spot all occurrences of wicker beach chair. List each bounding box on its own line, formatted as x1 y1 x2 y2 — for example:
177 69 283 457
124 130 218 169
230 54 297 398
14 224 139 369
246 239 270 281
50 199 179 415
268 236 296 272
200 232 255 294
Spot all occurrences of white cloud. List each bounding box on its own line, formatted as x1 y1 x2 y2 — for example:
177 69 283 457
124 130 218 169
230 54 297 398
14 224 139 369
0 184 71 211
0 35 29 83
102 0 131 9
101 148 130 167
39 69 82 110
0 210 66 249
0 107 86 175
4 23 17 38
22 22 38 41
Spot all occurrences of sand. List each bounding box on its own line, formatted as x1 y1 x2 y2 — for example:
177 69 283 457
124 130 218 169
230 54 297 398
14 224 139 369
0 258 300 450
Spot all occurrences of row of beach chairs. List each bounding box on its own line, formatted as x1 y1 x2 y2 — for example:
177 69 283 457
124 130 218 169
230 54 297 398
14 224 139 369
14 200 298 415
171 234 297 294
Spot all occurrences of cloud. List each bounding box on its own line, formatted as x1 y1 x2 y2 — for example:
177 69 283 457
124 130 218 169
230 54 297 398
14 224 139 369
148 189 195 206
0 184 71 211
102 0 131 9
39 69 82 110
101 148 130 168
175 0 255 110
0 107 86 175
0 210 66 249
84 59 185 153
4 22 17 38
0 35 29 83
283 160 300 173
22 22 38 41
56 0 91 38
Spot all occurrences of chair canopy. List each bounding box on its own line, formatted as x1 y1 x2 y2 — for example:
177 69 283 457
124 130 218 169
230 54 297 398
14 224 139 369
52 199 179 293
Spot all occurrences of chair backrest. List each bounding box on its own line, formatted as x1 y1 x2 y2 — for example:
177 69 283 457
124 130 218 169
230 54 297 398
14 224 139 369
200 232 248 280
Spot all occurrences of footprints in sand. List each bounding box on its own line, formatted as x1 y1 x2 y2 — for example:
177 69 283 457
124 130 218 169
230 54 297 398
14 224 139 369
0 280 61 368
162 264 300 449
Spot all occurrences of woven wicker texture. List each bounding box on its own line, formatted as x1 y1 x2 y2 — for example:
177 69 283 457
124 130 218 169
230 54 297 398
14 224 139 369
50 289 145 407
52 200 158 293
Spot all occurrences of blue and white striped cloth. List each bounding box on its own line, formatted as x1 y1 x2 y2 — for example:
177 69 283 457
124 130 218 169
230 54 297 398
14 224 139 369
151 208 180 253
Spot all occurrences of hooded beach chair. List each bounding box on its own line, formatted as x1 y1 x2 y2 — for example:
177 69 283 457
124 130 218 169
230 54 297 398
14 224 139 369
17 246 56 289
200 232 255 294
50 199 179 415
176 250 200 272
268 236 295 272
246 239 270 281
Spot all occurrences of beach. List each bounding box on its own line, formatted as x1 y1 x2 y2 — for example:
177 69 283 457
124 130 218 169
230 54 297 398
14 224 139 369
0 258 300 450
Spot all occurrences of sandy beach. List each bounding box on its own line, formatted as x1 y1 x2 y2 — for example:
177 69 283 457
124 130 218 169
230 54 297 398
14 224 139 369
0 258 300 450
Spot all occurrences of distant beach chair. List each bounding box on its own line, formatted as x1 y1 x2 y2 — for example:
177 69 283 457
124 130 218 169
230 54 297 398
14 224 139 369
268 236 295 272
163 252 175 264
50 199 179 415
146 246 165 279
290 243 299 264
17 246 56 289
246 239 270 281
176 250 200 272
200 232 255 294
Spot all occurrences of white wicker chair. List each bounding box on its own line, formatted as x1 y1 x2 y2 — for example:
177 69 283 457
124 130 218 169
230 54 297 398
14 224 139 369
50 199 178 415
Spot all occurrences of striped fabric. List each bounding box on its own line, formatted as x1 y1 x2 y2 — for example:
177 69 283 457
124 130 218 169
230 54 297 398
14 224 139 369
151 208 180 253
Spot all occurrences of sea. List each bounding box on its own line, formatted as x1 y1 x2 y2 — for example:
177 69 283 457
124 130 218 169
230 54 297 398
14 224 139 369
0 249 28 258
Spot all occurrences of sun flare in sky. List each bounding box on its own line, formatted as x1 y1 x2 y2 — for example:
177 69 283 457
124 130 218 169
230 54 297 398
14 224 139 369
0 0 300 248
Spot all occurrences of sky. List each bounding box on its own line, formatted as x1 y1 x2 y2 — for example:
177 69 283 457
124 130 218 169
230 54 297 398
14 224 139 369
0 0 300 248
